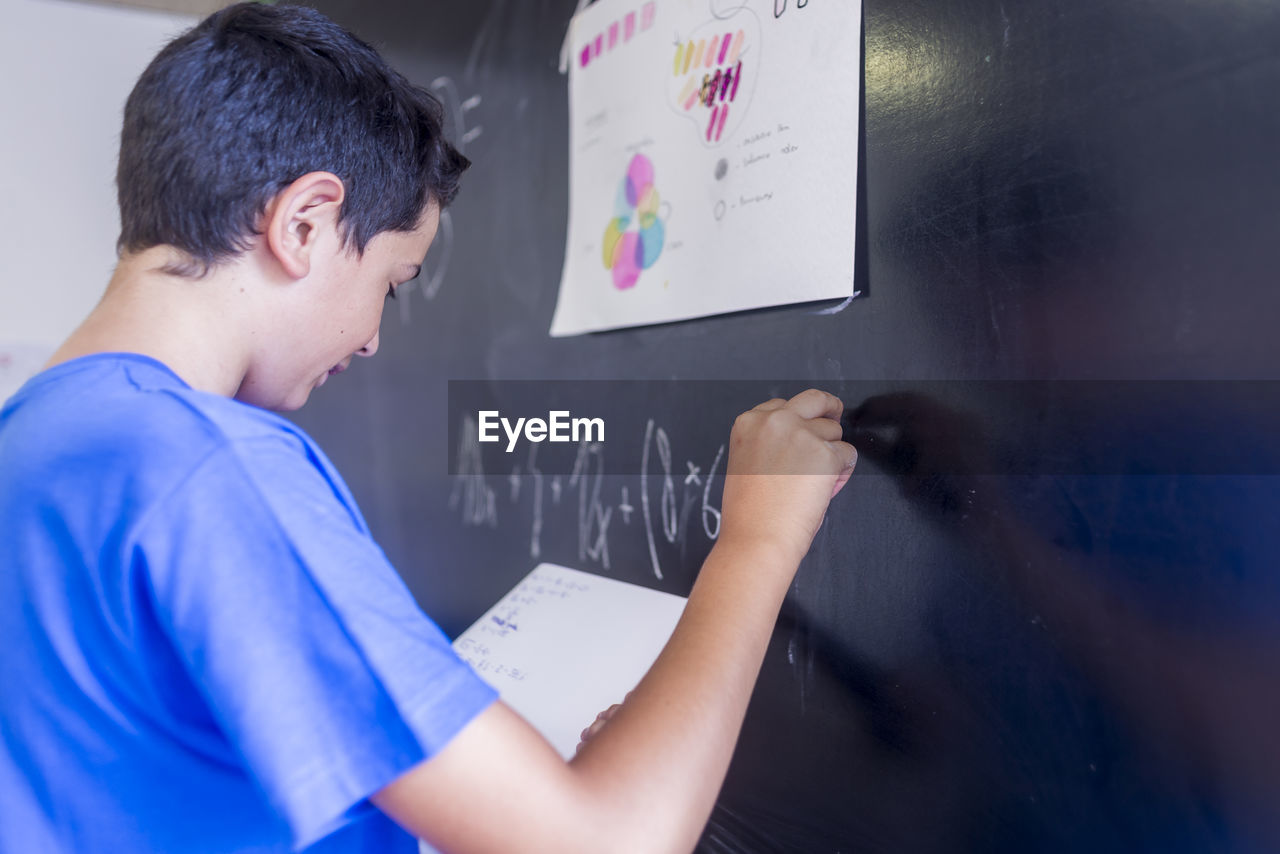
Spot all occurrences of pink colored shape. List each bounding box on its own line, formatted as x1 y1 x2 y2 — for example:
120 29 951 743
612 232 641 289
684 88 700 111
608 22 619 49
718 32 732 65
706 35 720 68
728 30 744 64
706 69 722 106
716 103 730 141
707 105 719 142
627 155 654 199
720 67 733 101
580 45 591 68
641 2 655 31
594 35 603 57
730 60 742 101
625 12 636 41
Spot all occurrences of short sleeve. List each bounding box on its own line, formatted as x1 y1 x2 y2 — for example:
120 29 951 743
134 436 497 850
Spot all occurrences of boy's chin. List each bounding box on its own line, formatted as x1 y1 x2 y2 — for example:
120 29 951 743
233 384 312 413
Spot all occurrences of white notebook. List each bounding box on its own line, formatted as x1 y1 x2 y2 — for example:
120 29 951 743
452 562 688 760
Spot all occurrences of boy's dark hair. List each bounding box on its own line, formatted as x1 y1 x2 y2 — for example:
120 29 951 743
116 2 468 275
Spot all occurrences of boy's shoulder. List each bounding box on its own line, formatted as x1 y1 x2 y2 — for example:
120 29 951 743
0 352 315 489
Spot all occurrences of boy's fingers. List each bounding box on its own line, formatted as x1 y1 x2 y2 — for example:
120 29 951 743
577 719 605 751
579 702 624 745
752 398 788 412
786 388 843 421
830 440 858 471
576 699 629 755
830 464 855 499
808 417 844 442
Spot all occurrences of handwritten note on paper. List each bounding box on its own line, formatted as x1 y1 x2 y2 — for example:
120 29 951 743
452 562 687 760
551 0 863 335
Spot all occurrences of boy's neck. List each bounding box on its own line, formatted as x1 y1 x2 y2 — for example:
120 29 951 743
47 247 262 398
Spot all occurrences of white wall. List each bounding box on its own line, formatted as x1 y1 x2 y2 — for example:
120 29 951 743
0 0 197 399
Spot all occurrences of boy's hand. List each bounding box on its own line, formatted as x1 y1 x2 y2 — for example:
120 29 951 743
576 696 628 756
719 389 857 567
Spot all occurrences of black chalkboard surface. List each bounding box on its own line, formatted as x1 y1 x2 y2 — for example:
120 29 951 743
290 1 1280 850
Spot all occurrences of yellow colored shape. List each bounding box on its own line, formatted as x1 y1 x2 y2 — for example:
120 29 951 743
693 39 705 68
678 76 697 105
638 186 659 220
602 219 626 268
682 41 694 74
673 43 684 75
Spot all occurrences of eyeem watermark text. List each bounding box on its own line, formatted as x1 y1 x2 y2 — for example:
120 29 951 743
477 410 605 453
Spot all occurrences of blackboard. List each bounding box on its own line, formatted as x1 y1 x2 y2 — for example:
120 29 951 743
290 1 1280 850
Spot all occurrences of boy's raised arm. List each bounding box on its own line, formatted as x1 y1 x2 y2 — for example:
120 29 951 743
372 389 856 854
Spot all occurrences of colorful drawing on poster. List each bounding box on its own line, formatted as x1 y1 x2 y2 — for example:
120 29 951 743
552 0 861 336
580 1 657 69
602 154 665 290
667 4 761 146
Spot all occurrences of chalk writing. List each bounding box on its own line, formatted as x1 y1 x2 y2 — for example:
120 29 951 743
527 445 544 560
448 413 726 581
701 444 725 540
448 416 498 527
569 438 614 570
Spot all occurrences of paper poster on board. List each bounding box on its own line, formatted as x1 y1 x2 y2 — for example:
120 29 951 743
550 0 863 336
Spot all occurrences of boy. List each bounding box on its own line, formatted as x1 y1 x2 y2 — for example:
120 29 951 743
0 4 855 852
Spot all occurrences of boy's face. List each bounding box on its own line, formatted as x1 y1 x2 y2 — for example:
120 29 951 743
240 203 440 411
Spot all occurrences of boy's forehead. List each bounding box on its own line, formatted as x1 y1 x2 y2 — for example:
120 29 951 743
404 210 440 258
403 203 440 246
370 209 439 262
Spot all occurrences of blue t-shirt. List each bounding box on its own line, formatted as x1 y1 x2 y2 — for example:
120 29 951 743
0 353 497 852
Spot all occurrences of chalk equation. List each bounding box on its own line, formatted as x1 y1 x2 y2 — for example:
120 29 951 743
449 413 726 581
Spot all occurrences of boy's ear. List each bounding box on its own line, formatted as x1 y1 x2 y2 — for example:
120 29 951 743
263 172 346 279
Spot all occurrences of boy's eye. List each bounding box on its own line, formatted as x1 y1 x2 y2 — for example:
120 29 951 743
386 283 398 301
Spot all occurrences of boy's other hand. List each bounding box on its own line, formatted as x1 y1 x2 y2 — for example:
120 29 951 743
576 699 626 756
719 389 856 567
